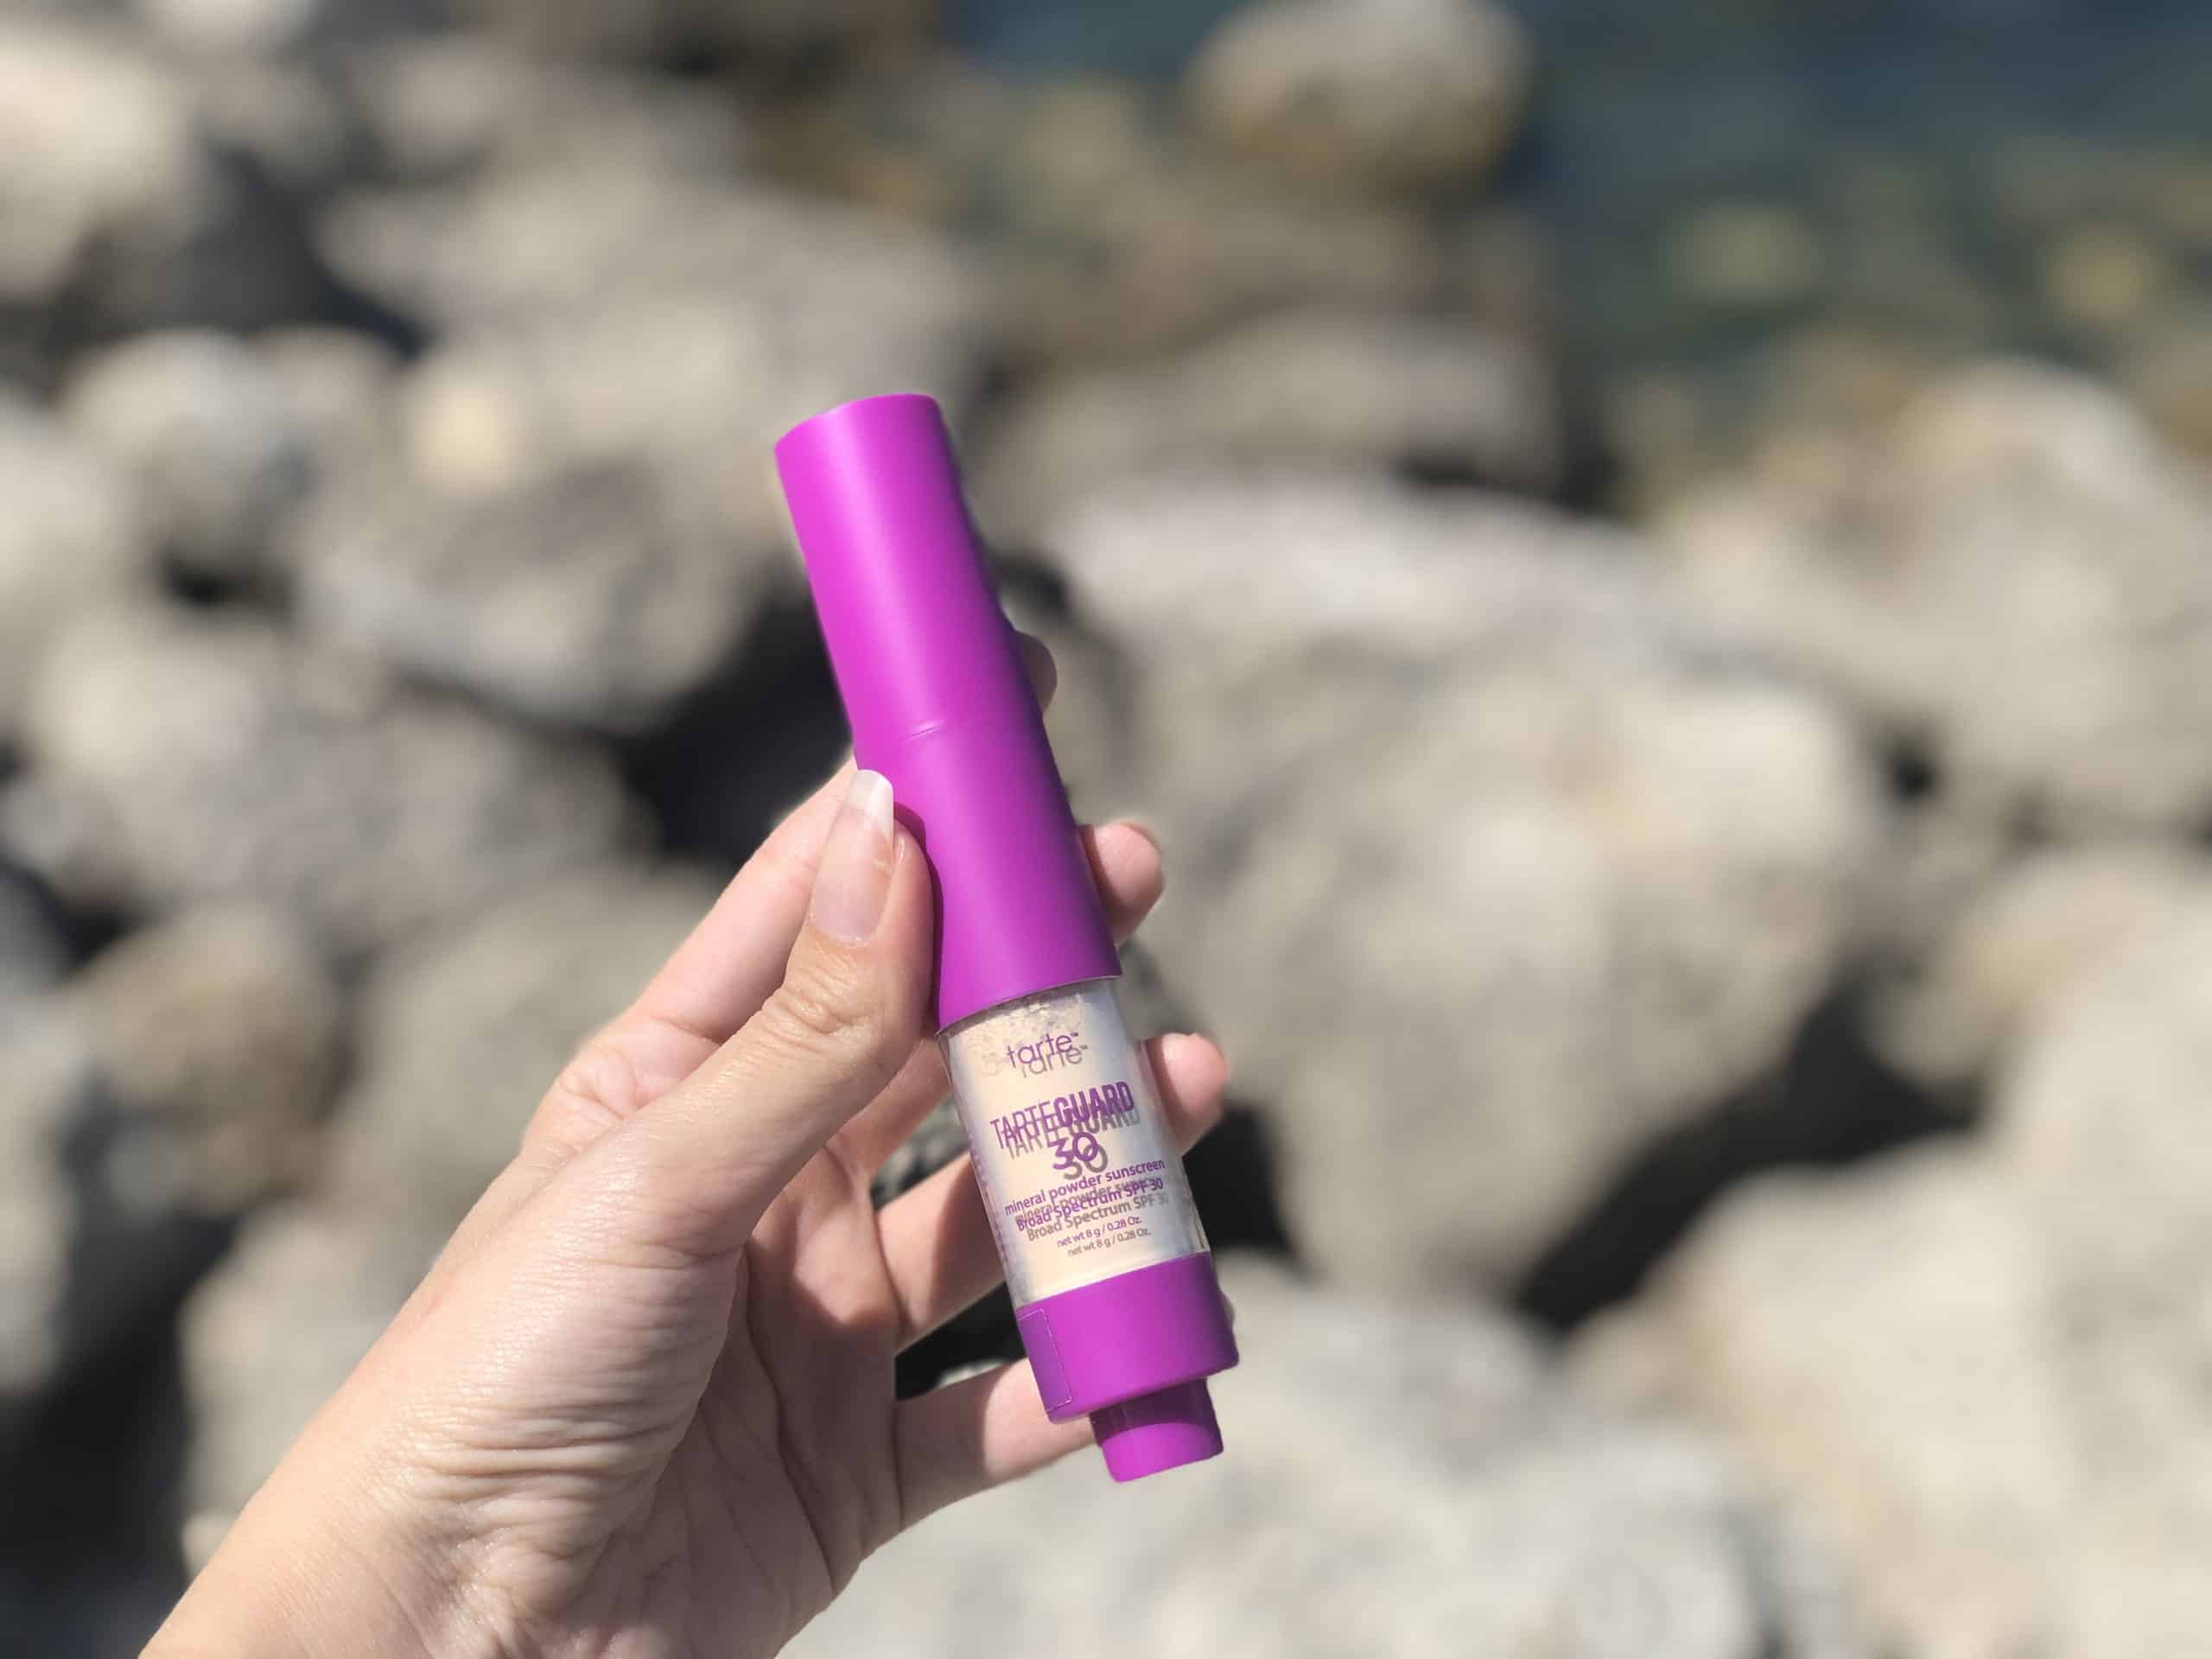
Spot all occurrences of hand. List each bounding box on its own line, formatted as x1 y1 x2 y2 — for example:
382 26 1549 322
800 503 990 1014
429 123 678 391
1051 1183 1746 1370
149 645 1229 1658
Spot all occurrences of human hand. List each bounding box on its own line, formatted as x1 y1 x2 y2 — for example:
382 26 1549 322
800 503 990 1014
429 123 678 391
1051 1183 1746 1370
149 644 1229 1658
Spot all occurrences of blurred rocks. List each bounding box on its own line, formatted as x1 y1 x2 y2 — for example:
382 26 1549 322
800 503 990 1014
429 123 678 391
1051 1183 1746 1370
1573 1149 2062 1659
1993 905 2212 1654
319 169 991 557
1 905 337 1422
0 878 70 1024
67 906 341 1217
1044 470 1880 1289
179 862 721 1540
975 307 1560 543
0 13 326 340
1871 842 2212 1093
1577 894 2212 1657
793 1260 1874 1659
766 67 1466 369
344 32 753 181
6 1 2210 1649
328 863 721 1232
447 0 927 66
3 603 639 947
319 168 987 363
1656 360 2212 834
0 1021 82 1401
0 16 213 312
1186 0 1532 195
62 327 399 588
0 396 149 735
289 461 762 731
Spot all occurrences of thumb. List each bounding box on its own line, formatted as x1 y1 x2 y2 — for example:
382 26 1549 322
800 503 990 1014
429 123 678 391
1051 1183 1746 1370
613 769 935 1255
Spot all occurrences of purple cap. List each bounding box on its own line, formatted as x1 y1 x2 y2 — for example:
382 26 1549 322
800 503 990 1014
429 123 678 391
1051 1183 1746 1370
1091 1380 1223 1481
774 393 1121 1030
1018 1253 1237 1482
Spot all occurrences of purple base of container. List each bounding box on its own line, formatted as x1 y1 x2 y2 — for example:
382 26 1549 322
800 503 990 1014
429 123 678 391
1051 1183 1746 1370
1014 1252 1237 1481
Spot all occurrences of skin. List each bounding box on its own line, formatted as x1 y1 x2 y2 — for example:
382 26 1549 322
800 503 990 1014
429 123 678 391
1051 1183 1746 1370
149 642 1227 1658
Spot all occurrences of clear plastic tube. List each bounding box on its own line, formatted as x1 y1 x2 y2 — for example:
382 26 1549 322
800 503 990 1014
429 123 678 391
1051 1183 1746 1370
939 978 1209 1310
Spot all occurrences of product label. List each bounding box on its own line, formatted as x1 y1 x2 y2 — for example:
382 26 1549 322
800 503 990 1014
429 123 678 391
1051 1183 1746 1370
940 981 1208 1306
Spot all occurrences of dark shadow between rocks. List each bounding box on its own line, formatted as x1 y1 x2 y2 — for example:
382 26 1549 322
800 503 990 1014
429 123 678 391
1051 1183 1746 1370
613 596 850 865
1515 985 1965 1332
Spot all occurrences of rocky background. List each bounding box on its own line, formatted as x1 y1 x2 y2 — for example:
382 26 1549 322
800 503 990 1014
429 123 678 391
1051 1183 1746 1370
3 0 2210 1653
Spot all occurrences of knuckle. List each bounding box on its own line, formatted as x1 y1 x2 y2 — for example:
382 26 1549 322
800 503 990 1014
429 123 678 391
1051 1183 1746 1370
761 954 887 1055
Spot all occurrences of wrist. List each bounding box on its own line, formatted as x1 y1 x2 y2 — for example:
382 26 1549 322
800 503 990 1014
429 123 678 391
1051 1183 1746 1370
150 1427 498 1659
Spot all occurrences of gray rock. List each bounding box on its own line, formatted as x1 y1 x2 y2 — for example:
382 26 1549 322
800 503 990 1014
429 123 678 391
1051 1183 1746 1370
792 1262 1875 1659
67 906 342 1219
1871 842 2212 1091
2000 896 2212 1351
975 308 1560 544
0 15 321 333
1186 0 1533 194
132 0 330 57
1993 902 2212 1653
1656 360 2212 834
343 33 751 183
1042 471 1880 1290
62 328 399 588
0 905 335 1427
329 863 722 1233
321 172 990 554
999 85 1454 368
1575 899 2212 1658
289 460 763 732
179 862 722 1546
0 16 213 309
0 396 151 736
766 66 1463 370
3 602 639 949
0 874 71 1027
321 168 986 350
1573 1149 2067 1659
0 1021 83 1400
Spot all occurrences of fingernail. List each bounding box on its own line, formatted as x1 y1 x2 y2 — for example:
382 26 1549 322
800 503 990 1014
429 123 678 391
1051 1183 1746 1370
811 770 895 942
1120 819 1161 854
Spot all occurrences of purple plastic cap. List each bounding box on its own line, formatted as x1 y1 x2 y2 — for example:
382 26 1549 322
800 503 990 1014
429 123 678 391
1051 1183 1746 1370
1091 1380 1224 1482
774 393 1120 1030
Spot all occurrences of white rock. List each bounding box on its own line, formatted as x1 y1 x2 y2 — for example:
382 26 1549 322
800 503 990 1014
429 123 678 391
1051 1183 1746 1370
289 461 765 731
976 307 1560 543
68 906 342 1218
0 396 151 735
6 603 639 949
1575 1149 2070 1659
793 1262 1873 1659
0 16 213 306
1578 901 2212 1659
63 329 399 587
1656 361 2212 833
329 863 722 1232
1872 842 2212 1090
1044 470 1879 1288
1188 0 1533 194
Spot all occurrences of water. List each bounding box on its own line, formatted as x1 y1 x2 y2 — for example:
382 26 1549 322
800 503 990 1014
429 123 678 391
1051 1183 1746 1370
947 0 2212 419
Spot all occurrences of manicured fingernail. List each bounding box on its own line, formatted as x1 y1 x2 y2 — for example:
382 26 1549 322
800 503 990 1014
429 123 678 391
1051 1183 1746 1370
811 770 895 942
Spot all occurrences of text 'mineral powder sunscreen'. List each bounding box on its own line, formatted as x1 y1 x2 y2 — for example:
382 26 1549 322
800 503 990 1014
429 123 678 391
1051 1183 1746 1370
776 392 1237 1481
